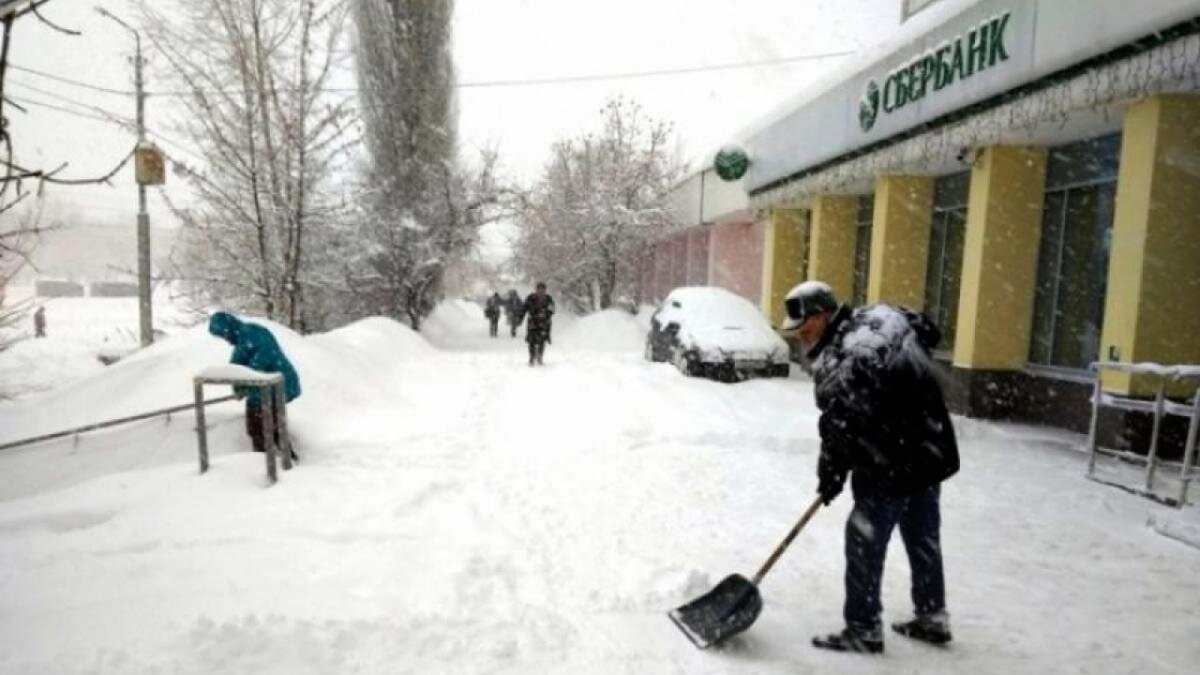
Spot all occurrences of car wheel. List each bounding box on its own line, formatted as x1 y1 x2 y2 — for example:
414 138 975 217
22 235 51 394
769 363 791 378
672 348 694 377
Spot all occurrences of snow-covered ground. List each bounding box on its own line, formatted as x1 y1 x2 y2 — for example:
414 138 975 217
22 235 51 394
0 287 198 400
0 298 1197 674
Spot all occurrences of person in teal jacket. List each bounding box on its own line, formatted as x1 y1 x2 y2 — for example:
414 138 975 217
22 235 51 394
208 312 301 460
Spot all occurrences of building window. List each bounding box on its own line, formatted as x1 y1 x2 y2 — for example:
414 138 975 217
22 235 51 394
852 195 874 306
1029 134 1121 370
924 172 969 352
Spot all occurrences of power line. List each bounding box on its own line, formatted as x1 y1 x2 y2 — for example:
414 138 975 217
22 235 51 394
7 63 134 96
437 50 857 90
8 78 137 124
5 94 206 166
6 95 117 125
8 49 856 97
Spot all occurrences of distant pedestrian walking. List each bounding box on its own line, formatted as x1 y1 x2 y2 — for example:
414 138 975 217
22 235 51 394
505 289 522 337
33 306 46 338
485 292 502 338
208 312 301 461
522 282 555 365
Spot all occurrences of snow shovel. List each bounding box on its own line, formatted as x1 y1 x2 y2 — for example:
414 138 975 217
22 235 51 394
669 495 823 649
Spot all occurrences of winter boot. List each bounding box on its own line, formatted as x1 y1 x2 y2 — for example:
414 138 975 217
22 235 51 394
892 615 952 645
811 628 884 654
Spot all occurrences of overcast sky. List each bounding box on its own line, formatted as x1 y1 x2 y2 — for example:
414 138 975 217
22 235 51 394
6 0 900 229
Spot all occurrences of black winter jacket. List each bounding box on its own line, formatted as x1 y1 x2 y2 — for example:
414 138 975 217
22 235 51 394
808 304 959 501
522 293 555 344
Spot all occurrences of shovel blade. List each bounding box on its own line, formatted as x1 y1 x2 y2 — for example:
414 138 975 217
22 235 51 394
668 573 763 649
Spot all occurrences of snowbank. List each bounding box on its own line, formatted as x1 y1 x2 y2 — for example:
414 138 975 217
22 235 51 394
556 309 646 352
0 293 197 399
309 316 433 361
0 314 437 497
1149 511 1200 550
422 299 487 344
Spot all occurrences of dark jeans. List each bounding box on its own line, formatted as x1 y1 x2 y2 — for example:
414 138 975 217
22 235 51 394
245 399 295 460
488 317 499 337
528 340 546 363
844 484 946 633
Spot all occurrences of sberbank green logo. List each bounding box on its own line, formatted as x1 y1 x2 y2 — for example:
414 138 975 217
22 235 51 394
860 10 1012 133
859 80 881 132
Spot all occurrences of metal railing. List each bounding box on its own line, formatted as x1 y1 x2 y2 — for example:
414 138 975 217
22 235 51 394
193 369 293 485
1086 362 1200 508
0 395 238 453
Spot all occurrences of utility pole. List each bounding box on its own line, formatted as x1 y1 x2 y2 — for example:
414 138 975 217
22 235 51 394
97 6 153 347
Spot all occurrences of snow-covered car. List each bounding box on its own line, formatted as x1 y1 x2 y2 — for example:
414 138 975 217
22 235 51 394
645 287 791 381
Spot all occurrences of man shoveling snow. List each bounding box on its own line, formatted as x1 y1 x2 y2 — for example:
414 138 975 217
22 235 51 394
783 280 960 654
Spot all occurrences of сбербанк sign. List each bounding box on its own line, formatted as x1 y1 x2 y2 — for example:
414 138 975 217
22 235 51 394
860 11 1012 132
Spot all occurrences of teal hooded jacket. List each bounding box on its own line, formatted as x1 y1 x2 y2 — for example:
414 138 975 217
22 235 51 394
208 312 301 407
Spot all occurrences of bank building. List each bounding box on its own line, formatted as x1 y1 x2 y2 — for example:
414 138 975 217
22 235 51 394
648 0 1200 466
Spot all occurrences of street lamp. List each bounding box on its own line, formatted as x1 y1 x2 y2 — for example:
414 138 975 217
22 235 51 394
96 6 154 347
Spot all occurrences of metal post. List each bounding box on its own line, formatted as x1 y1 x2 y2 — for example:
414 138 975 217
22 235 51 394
1144 381 1167 493
276 384 293 470
1086 369 1103 476
133 26 153 347
261 385 278 485
1179 389 1200 507
97 7 153 347
194 380 208 473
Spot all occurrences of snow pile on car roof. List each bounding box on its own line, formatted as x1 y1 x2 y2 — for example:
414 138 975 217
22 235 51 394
658 287 767 327
557 309 645 352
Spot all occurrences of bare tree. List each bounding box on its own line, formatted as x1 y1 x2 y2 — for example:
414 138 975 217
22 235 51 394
514 97 683 313
140 0 357 332
1 1 129 353
0 199 43 352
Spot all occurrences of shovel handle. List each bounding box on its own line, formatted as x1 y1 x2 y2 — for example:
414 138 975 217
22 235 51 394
751 495 823 586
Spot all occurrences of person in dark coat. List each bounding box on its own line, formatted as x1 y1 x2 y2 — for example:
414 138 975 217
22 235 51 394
522 282 555 365
208 312 301 460
505 289 523 337
484 292 502 338
782 280 959 655
33 306 46 338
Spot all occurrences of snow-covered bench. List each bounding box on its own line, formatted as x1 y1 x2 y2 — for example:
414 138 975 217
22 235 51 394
194 365 294 485
1086 362 1200 507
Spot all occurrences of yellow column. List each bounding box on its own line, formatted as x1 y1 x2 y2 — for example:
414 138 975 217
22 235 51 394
868 175 934 306
808 195 858 302
1101 95 1200 395
762 208 808 326
953 146 1048 370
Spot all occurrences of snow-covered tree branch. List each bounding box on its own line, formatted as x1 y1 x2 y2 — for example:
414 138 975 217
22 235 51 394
514 97 683 313
139 0 357 332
